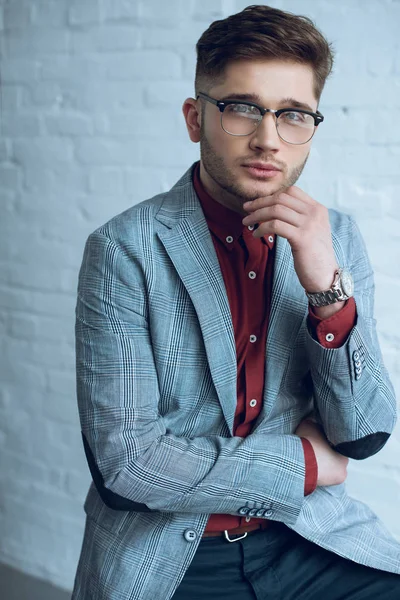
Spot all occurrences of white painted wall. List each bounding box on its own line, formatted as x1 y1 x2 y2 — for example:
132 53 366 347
0 0 399 592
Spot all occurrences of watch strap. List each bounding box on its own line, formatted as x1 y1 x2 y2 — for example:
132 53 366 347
305 269 352 307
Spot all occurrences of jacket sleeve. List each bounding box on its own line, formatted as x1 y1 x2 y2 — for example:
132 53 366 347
304 214 397 459
76 231 307 523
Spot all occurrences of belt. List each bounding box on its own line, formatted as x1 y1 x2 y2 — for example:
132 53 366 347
202 522 268 543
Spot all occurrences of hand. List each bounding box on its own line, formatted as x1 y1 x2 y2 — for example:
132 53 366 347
242 186 339 293
295 419 349 487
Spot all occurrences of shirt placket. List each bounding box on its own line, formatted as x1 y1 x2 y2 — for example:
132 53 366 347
242 228 266 428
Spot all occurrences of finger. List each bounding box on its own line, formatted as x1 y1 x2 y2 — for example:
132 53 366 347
242 203 304 229
252 219 298 240
243 190 309 215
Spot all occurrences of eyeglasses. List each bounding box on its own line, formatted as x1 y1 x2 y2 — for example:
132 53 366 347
197 92 324 145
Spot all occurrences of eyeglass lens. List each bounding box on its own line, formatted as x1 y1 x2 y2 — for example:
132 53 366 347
222 103 315 143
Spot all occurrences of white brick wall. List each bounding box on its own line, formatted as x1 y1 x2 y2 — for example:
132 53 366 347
0 0 399 592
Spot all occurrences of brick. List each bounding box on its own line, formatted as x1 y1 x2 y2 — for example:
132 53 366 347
144 81 195 107
44 113 94 136
124 167 174 201
68 0 101 25
0 165 21 190
324 74 400 108
129 137 199 168
70 25 141 53
141 24 203 49
373 272 400 343
0 285 76 319
0 333 75 373
0 225 82 269
25 82 61 108
1 113 41 137
99 109 182 138
13 139 74 166
310 143 400 178
56 81 146 112
32 0 69 27
190 0 227 21
359 219 400 278
66 470 91 499
4 4 32 29
0 139 11 162
77 192 137 227
0 350 47 391
23 163 88 195
7 313 38 340
101 0 139 21
104 50 182 81
6 310 75 344
337 178 388 220
88 166 124 194
6 29 69 57
75 138 141 165
39 55 105 82
313 107 367 144
0 84 24 109
1 59 38 83
367 115 400 144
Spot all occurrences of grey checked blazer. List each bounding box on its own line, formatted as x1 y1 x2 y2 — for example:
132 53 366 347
72 163 400 600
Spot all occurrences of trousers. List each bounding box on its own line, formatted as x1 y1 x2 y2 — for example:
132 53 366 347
172 521 400 599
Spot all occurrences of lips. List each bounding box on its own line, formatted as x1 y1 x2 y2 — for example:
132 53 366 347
243 162 281 171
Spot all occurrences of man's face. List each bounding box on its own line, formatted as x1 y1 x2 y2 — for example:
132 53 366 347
196 60 318 213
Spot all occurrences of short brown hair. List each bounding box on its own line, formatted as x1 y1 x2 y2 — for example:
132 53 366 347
195 4 334 101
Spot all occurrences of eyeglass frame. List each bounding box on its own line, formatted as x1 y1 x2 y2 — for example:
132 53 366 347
196 92 324 145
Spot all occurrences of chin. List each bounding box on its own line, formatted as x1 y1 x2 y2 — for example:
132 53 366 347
240 181 281 200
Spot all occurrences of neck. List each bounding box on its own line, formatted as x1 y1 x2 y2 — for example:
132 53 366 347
199 162 246 216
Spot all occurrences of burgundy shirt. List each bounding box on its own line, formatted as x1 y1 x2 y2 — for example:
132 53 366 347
192 162 356 532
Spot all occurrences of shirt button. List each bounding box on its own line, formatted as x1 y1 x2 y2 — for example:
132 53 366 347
325 333 335 342
247 225 254 231
245 516 251 523
249 399 257 408
249 334 257 343
248 271 256 279
226 235 233 243
268 235 274 243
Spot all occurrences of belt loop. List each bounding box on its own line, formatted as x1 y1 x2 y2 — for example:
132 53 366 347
224 530 248 543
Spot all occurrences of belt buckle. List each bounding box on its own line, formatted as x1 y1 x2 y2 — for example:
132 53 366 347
224 530 248 543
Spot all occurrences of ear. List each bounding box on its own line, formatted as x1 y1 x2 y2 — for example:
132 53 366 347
182 97 201 143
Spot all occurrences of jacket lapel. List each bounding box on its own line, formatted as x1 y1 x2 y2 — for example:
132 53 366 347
156 179 237 435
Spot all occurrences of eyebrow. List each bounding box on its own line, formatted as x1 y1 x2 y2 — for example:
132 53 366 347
219 93 315 113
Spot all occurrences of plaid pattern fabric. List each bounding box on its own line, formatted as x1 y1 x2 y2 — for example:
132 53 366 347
72 164 399 600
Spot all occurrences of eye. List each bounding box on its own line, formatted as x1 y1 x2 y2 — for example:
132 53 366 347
283 111 305 122
227 104 259 116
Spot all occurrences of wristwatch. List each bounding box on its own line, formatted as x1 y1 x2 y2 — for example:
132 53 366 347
305 268 354 307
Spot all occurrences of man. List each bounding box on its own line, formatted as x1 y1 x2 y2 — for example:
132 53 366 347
72 5 400 599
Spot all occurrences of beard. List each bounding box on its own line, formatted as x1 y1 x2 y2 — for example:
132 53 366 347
199 123 309 209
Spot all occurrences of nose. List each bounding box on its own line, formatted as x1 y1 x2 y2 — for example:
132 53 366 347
249 113 281 153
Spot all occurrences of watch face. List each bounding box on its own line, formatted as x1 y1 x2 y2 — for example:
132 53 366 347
340 269 354 297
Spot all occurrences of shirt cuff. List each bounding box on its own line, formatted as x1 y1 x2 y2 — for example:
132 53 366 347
301 437 318 496
308 297 357 349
